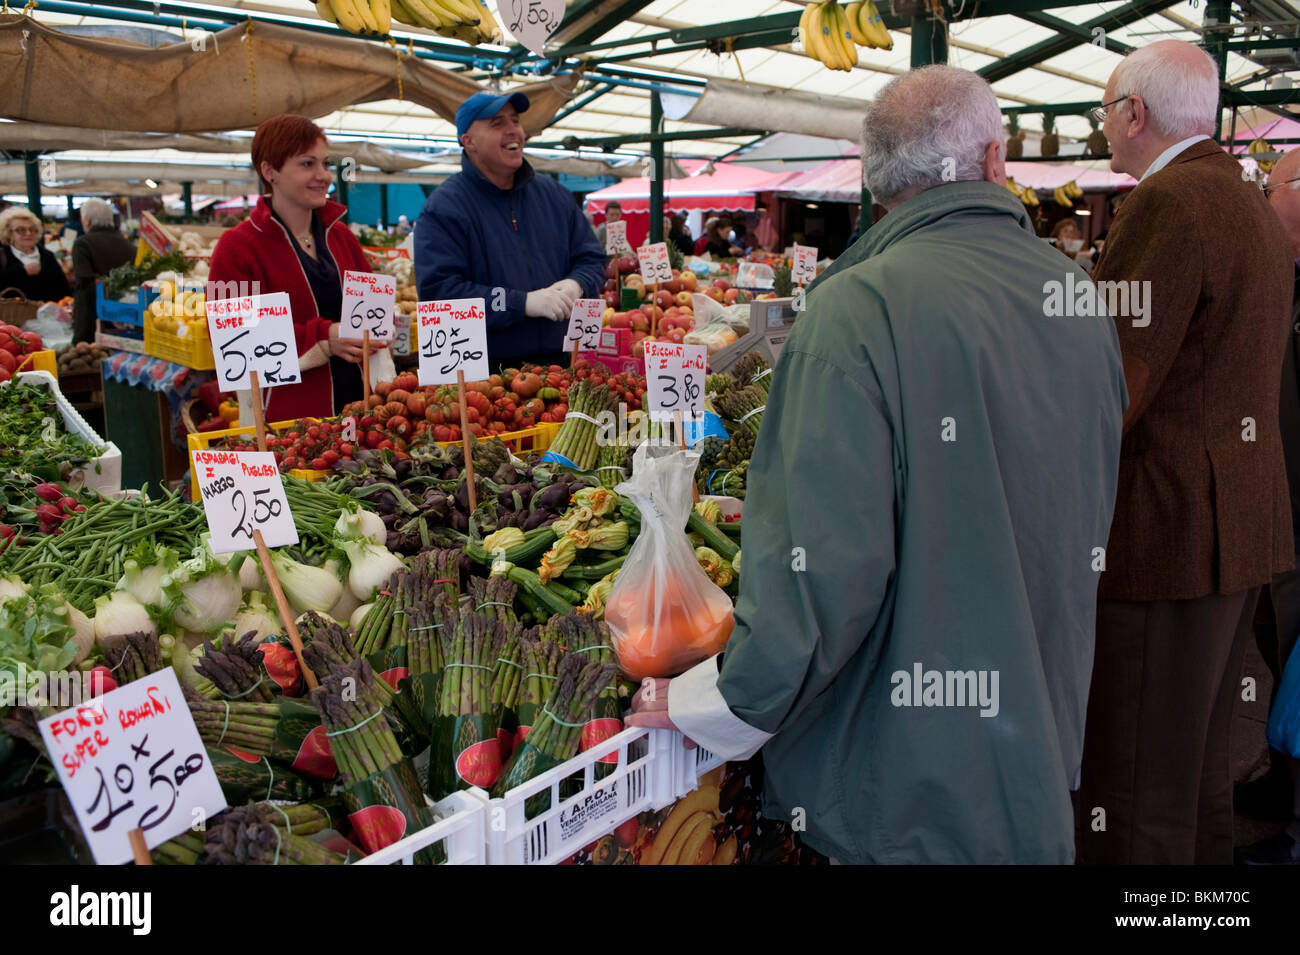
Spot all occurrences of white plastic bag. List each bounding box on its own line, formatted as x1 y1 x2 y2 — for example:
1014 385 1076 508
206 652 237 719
606 444 734 680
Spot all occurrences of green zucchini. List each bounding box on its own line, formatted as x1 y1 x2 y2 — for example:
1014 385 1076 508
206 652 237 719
559 553 627 580
687 510 739 560
464 527 558 566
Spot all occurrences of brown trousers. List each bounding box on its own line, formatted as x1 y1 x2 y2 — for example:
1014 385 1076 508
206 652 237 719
1074 588 1259 864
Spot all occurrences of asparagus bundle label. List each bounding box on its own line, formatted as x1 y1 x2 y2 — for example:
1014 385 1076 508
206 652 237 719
207 747 319 804
580 718 622 765
275 698 337 780
257 639 302 695
454 725 504 788
344 759 433 856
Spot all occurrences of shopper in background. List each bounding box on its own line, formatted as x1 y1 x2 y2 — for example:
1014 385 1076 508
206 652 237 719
695 216 742 257
70 198 134 345
629 65 1127 863
395 214 412 237
1074 40 1295 866
0 206 70 304
593 200 622 250
1050 218 1093 272
668 213 694 255
1233 149 1300 865
209 113 384 421
414 92 606 367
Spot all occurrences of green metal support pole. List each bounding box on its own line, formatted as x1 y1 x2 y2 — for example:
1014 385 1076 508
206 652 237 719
335 167 350 220
650 91 665 244
24 151 42 216
181 181 193 220
66 195 75 220
910 15 948 67
380 183 390 230
1205 0 1230 142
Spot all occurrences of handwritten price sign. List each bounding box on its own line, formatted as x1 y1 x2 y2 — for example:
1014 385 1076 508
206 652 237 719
341 270 395 344
637 242 673 286
643 341 707 422
605 220 630 256
37 669 226 865
565 299 604 351
792 244 818 286
502 0 564 55
206 292 302 390
417 298 489 385
192 449 299 554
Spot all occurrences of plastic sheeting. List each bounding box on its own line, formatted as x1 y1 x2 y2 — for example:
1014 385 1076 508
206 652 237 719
660 78 867 143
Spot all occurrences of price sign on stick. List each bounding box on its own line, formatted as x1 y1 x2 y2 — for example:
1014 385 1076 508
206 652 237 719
192 449 299 554
206 293 302 390
605 220 630 256
565 299 605 351
341 270 395 343
643 341 707 423
417 298 488 386
637 242 673 286
792 244 818 286
502 0 564 55
38 669 226 865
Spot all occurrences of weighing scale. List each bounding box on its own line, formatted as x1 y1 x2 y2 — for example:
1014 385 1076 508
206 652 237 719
707 297 801 375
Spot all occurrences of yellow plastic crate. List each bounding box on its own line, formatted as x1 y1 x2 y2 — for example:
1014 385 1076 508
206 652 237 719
188 419 560 499
144 317 216 370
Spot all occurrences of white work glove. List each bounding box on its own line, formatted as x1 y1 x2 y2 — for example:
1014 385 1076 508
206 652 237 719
525 287 574 322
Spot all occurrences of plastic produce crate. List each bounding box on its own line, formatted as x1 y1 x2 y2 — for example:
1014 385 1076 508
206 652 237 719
680 744 726 792
8 371 121 494
144 314 216 370
352 789 488 865
94 281 154 329
486 726 686 865
14 349 57 377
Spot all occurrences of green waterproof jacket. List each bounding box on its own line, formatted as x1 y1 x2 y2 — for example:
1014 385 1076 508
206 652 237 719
716 182 1128 863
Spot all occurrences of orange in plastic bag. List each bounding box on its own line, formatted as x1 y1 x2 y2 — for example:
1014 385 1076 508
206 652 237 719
606 444 735 680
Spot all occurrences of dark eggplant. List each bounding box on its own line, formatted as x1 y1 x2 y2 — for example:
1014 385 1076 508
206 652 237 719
393 458 413 480
450 510 469 534
521 508 552 531
440 465 459 481
532 482 571 512
492 462 518 485
373 489 397 513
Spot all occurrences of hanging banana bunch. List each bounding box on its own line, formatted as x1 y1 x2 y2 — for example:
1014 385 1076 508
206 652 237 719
1248 138 1277 174
313 0 502 42
1052 180 1083 207
801 1 891 73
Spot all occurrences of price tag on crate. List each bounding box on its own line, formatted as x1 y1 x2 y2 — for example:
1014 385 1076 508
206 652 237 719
341 270 396 343
417 298 488 386
643 341 707 422
637 242 673 286
191 449 299 554
502 0 565 55
792 244 818 286
605 220 631 256
565 299 605 351
37 668 227 866
205 292 302 390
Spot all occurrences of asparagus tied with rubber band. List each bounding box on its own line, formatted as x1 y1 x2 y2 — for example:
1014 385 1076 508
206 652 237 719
103 631 166 684
195 632 277 703
300 611 394 707
310 658 405 786
548 379 621 470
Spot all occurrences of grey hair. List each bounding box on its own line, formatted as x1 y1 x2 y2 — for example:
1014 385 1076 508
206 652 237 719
1112 42 1219 139
861 65 1003 206
80 198 116 230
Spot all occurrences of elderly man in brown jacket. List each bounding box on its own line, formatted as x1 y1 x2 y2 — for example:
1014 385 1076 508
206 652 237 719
1074 40 1295 864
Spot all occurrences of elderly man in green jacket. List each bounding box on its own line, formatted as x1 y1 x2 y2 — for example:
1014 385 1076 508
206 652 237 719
628 65 1128 863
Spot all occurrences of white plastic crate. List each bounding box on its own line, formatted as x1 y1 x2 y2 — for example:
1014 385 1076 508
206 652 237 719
10 370 121 494
352 789 489 865
487 726 682 865
681 744 726 791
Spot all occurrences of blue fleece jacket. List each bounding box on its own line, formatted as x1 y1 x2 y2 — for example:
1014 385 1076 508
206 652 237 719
414 155 607 362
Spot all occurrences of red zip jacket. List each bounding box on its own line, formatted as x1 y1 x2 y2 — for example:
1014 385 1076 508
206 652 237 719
208 196 371 421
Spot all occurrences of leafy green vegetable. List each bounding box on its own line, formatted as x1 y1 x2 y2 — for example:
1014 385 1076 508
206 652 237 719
0 382 101 477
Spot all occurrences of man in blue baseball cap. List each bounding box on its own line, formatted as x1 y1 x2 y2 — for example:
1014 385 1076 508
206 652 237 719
414 89 607 367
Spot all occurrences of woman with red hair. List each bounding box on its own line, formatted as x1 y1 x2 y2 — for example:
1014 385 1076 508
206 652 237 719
209 114 386 420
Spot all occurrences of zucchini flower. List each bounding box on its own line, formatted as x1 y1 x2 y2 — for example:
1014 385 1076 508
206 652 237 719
483 527 526 556
574 486 617 518
693 499 722 524
538 536 578 584
579 569 619 618
732 548 742 576
552 505 595 538
695 546 733 587
570 521 629 552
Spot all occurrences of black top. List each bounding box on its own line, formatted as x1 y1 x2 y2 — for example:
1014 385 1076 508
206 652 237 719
272 207 361 410
0 246 71 303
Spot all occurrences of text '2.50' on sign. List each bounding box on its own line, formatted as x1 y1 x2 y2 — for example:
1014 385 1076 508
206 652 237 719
341 270 395 344
504 0 564 55
643 341 707 422
191 449 298 554
205 292 302 390
37 669 226 865
417 298 489 386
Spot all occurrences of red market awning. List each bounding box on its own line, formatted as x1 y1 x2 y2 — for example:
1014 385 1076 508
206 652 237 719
584 160 786 216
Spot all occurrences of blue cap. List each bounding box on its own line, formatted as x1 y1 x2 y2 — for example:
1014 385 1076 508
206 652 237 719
456 91 530 139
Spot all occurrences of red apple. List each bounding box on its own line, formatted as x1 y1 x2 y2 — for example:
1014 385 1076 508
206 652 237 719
610 311 631 329
627 309 648 332
665 327 686 344
603 290 618 306
605 259 618 279
604 277 617 292
705 287 726 303
654 289 674 310
681 271 698 291
619 255 639 275
675 290 693 307
665 270 684 294
724 288 739 305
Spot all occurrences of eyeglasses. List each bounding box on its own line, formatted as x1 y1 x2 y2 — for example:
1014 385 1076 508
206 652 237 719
1263 176 1300 198
9 225 39 234
1090 95 1132 124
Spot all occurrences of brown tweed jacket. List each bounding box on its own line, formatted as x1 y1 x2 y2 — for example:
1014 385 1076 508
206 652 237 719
1094 138 1295 601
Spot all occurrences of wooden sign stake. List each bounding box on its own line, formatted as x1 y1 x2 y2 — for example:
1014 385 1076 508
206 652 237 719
571 338 579 372
249 371 267 453
362 329 372 405
651 283 659 338
253 528 318 691
457 369 478 512
129 827 152 865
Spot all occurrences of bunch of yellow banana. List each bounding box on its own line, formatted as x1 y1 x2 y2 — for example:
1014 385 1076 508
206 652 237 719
845 0 893 50
1248 138 1276 174
1052 180 1082 207
1004 176 1039 206
314 0 501 42
800 2 856 72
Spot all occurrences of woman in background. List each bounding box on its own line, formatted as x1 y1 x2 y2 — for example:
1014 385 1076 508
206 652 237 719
0 206 70 303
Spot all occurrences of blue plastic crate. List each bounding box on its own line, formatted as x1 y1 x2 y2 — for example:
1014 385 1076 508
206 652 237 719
95 282 159 329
